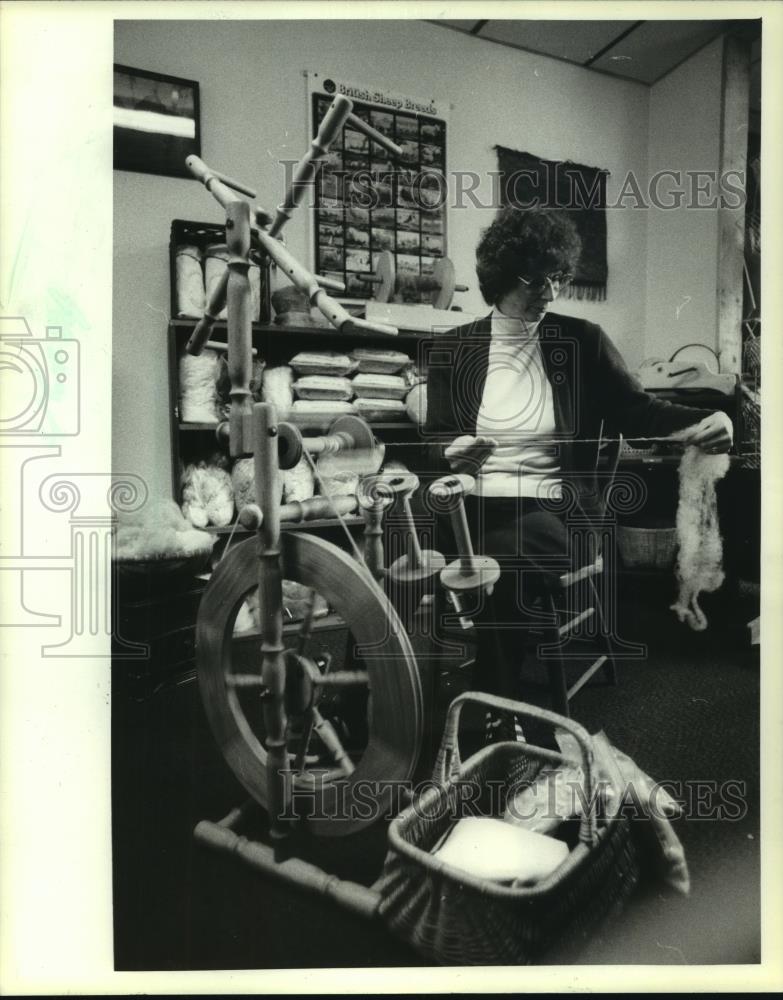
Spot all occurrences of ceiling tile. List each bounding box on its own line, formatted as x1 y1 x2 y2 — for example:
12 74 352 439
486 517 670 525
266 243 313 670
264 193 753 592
589 20 726 84
477 19 638 65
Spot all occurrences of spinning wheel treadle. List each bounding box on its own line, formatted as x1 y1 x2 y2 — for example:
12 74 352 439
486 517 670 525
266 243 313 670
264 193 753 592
197 531 423 837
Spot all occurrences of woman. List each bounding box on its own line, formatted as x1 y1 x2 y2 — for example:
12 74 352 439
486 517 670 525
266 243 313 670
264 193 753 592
424 207 733 732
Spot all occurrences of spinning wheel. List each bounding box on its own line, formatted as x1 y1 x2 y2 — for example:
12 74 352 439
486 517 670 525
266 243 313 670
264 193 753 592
197 531 423 837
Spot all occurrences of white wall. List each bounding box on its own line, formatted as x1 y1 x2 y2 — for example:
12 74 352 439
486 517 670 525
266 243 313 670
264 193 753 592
113 19 651 497
645 36 724 365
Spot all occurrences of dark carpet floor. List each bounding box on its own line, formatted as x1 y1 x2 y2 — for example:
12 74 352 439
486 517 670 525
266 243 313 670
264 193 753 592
112 573 760 970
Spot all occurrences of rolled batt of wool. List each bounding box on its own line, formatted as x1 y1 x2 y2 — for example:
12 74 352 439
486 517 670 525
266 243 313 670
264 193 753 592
289 400 356 430
293 375 354 401
432 816 569 884
289 351 357 377
350 347 411 374
353 397 407 422
261 365 294 417
179 349 220 423
352 373 408 400
175 245 206 319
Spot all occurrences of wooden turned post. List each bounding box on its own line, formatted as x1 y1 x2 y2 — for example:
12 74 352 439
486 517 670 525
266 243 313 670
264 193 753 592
429 474 501 609
357 476 395 584
226 199 254 456
269 94 353 238
385 473 445 630
254 403 291 839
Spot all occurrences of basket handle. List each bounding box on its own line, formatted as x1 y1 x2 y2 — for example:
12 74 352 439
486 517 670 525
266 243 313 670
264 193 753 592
433 692 598 847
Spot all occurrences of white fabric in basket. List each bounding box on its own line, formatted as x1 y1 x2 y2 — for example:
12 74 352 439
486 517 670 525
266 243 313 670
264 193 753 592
432 816 568 884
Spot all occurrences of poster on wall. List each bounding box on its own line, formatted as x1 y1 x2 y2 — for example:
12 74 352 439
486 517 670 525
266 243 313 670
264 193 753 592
306 73 448 303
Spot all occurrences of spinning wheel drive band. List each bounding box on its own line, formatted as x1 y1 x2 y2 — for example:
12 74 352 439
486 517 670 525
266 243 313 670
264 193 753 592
197 532 423 837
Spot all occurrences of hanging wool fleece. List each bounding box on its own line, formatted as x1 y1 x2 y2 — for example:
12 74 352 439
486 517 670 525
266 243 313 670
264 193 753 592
670 446 730 632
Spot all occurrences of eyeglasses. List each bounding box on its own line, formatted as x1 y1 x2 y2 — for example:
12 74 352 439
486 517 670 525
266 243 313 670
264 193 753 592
517 271 573 295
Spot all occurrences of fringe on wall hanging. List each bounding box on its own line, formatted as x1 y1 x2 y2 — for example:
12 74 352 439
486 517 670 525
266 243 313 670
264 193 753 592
494 145 610 301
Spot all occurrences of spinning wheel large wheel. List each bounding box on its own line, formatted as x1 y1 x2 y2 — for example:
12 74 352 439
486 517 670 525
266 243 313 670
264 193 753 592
197 531 423 837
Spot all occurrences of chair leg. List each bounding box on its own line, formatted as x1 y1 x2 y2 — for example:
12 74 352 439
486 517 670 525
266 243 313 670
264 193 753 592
588 575 618 686
544 593 570 716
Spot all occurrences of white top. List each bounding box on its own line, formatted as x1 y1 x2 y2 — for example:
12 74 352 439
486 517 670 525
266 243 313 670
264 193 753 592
474 308 562 499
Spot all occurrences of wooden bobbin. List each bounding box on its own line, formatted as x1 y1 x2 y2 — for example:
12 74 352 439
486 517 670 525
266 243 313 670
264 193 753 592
428 474 501 595
275 416 381 476
357 250 396 302
430 257 468 310
385 472 445 587
359 251 467 309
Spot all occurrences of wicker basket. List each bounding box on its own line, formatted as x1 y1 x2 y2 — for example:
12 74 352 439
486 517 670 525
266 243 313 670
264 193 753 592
616 525 677 569
377 693 640 966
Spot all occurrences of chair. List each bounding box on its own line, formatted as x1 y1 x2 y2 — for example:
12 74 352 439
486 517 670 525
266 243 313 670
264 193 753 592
534 432 623 717
429 430 623 719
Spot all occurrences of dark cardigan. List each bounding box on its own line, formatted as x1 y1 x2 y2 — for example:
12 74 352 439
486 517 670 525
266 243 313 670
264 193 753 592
422 311 711 515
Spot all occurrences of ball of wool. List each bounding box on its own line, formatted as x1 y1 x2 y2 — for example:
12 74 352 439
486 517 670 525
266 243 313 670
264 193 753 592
282 456 315 503
181 461 234 528
230 458 285 515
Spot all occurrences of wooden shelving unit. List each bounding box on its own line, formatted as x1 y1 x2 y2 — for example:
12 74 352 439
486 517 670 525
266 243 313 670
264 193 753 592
167 317 431 529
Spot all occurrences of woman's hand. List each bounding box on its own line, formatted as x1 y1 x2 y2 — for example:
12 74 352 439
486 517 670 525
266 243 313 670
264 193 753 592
444 435 498 474
675 411 734 453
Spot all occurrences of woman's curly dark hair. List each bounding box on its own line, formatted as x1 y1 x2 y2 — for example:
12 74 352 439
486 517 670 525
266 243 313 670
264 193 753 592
475 206 582 305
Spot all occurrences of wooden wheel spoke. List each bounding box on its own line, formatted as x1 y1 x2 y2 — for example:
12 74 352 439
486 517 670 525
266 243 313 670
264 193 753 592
312 707 354 776
225 673 267 689
295 587 318 655
313 670 369 687
293 708 317 774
